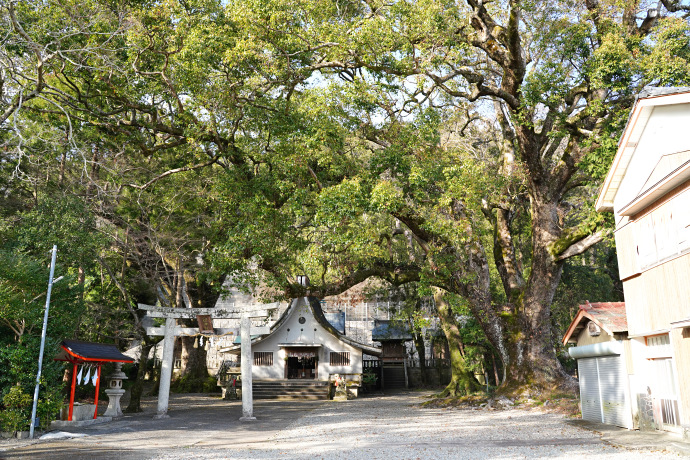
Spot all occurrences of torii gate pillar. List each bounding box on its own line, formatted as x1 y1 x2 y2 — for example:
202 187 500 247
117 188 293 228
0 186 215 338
138 303 275 420
239 315 256 421
154 317 176 419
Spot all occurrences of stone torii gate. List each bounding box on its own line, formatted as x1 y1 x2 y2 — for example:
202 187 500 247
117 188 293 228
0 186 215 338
138 303 276 421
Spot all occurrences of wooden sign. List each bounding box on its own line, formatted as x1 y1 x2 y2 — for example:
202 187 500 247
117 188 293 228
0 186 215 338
197 315 214 334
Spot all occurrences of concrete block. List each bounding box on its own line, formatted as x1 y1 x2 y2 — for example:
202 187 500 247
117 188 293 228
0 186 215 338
50 416 112 430
60 404 96 422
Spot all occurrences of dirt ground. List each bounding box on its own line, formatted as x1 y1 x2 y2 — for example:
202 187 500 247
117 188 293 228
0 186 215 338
0 391 684 460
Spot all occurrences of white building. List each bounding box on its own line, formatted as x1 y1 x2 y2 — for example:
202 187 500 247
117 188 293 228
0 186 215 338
220 297 381 382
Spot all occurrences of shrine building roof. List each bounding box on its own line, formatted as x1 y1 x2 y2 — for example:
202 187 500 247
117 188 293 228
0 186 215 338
372 320 413 342
55 339 134 364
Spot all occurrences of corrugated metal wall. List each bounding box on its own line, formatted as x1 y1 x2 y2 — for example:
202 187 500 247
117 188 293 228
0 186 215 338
578 358 602 422
577 356 633 429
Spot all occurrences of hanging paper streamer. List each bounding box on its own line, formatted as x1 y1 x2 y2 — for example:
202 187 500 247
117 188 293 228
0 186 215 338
84 366 91 385
76 365 83 384
92 368 98 386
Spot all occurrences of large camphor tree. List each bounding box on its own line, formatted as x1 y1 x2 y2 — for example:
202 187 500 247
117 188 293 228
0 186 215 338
4 0 690 396
217 0 690 393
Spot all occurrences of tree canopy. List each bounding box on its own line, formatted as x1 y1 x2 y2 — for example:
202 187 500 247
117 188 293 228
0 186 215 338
1 0 689 404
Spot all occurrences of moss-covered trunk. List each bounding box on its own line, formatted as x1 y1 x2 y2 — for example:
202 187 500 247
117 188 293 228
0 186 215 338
485 191 578 395
435 290 480 397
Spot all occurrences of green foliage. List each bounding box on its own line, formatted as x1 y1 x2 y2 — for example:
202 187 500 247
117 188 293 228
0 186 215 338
0 383 62 432
362 371 378 385
13 195 102 272
642 17 690 86
0 385 32 432
2 0 690 394
0 224 85 423
170 374 220 394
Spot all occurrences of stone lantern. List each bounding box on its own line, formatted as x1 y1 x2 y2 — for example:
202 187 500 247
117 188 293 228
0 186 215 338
103 362 127 418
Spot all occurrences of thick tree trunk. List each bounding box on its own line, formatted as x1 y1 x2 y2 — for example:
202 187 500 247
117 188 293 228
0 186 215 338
412 331 427 385
496 196 577 393
125 339 154 413
179 330 209 380
435 290 481 397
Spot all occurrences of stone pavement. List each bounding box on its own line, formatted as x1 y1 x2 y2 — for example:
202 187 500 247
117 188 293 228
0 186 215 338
567 419 690 457
1 392 689 459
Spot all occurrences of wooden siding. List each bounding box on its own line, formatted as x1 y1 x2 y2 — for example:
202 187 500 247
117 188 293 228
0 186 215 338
616 186 690 275
614 222 638 279
618 183 690 336
576 325 614 347
671 329 690 426
622 340 634 375
624 252 690 334
622 276 649 334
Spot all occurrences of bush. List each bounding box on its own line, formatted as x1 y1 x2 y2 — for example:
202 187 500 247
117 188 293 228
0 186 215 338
0 383 64 432
362 371 378 385
0 385 32 432
170 374 220 394
36 386 64 429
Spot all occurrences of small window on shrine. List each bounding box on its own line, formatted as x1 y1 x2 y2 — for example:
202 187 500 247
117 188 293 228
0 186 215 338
254 352 273 366
330 352 350 366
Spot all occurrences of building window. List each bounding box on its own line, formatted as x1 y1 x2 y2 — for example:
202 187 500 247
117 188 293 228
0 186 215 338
254 352 273 366
174 358 182 369
330 352 350 366
647 334 670 347
646 334 672 359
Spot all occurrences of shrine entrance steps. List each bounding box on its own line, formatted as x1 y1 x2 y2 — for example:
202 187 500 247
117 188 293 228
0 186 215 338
253 380 330 400
382 363 407 390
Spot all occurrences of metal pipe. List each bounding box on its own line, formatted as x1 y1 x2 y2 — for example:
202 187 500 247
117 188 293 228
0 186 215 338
29 245 57 439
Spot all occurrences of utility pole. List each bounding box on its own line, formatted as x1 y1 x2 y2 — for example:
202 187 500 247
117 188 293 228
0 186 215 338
29 245 58 439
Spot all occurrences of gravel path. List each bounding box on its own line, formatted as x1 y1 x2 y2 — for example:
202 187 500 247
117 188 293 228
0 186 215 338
153 393 679 460
2 392 681 459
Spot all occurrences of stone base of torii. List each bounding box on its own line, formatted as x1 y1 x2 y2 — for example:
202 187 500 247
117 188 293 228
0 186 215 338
138 304 274 421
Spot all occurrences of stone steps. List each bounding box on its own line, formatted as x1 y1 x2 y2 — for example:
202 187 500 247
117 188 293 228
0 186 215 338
252 380 330 400
383 365 407 389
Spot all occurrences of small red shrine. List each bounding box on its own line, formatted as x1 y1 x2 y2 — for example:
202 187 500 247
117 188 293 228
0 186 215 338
54 340 133 421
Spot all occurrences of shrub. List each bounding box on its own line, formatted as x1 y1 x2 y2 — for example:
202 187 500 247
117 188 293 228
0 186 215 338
0 385 32 432
171 374 220 394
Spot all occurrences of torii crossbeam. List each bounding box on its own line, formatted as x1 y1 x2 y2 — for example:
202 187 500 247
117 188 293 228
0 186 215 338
138 303 276 421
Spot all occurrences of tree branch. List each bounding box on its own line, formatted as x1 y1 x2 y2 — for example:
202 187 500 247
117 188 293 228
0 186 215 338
555 230 607 261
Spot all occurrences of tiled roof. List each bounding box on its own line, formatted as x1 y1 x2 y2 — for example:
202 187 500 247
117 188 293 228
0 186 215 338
372 320 413 341
581 302 628 332
562 301 627 344
638 86 690 99
56 339 134 363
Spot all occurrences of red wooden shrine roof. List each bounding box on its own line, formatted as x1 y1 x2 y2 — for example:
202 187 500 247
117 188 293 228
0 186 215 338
54 340 134 364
